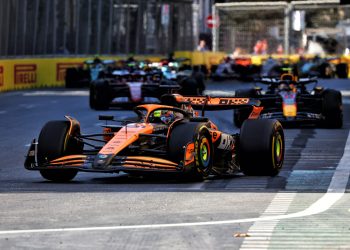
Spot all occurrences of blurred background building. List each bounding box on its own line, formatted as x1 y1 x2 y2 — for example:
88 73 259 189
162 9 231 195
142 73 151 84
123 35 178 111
0 0 213 57
0 0 349 57
213 0 350 55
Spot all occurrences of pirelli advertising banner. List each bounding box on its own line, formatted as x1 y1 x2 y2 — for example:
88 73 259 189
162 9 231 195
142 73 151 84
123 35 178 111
0 56 162 92
0 58 86 92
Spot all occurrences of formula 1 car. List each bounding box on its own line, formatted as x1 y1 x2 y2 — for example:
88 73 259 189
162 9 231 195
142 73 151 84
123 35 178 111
89 68 180 110
158 57 206 95
65 58 116 88
89 62 203 110
25 94 284 182
234 74 343 128
211 56 260 82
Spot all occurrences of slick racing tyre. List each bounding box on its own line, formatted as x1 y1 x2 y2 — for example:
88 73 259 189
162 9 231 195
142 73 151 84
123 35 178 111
89 80 110 110
239 119 284 176
178 77 199 95
194 127 213 177
322 89 343 128
168 122 211 180
65 68 80 88
233 89 256 128
336 63 348 79
38 121 83 182
65 68 90 88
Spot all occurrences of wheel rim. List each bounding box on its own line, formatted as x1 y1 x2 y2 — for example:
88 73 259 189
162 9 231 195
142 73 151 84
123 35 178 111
200 138 210 167
272 133 283 168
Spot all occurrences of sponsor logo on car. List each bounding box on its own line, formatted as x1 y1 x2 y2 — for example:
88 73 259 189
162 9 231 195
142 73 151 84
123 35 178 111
14 64 37 84
218 98 249 105
99 154 108 159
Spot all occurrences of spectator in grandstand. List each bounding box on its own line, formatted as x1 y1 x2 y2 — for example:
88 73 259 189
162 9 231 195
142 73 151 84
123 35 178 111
232 47 243 58
276 44 284 55
197 40 208 52
253 39 268 55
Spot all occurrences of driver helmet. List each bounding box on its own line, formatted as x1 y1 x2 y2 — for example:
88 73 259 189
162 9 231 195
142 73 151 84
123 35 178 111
153 110 175 124
161 110 176 124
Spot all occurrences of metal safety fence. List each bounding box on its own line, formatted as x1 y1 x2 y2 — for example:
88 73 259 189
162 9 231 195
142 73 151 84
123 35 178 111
213 0 350 55
0 0 197 57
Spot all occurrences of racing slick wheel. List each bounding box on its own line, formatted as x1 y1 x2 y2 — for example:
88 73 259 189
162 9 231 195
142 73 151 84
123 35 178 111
322 89 343 128
65 68 90 88
89 80 111 110
37 121 83 182
233 88 258 127
168 122 212 180
239 119 284 176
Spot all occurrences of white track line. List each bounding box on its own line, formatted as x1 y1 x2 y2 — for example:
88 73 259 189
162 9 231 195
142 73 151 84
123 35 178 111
0 132 349 235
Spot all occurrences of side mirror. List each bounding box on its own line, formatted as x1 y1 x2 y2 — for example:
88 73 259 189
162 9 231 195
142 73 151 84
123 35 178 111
99 115 114 121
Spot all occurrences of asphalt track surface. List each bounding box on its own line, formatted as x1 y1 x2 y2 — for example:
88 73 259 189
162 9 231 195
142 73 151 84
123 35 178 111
0 79 350 249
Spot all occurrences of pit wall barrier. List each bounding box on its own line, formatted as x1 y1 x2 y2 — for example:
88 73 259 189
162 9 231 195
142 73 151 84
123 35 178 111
0 55 163 92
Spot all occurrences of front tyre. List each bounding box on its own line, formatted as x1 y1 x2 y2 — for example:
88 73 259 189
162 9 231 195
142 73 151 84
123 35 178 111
38 121 83 182
239 119 284 176
194 128 213 177
89 80 110 110
168 122 210 180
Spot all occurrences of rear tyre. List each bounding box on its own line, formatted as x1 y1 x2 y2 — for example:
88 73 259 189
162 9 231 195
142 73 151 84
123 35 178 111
336 63 348 79
38 121 83 182
233 89 256 127
322 89 343 128
239 119 284 176
89 80 110 110
65 68 79 88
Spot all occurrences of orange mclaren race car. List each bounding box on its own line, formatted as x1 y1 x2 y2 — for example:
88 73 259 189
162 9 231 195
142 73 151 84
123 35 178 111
25 94 284 182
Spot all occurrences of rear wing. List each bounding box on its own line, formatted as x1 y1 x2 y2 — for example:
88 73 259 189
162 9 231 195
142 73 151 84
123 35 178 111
258 76 317 85
161 94 260 110
182 96 260 110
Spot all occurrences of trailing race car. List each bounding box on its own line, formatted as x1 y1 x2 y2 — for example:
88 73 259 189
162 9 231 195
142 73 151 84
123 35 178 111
25 94 284 182
89 68 180 110
89 60 204 110
211 56 260 82
234 74 343 128
65 58 116 88
155 57 206 95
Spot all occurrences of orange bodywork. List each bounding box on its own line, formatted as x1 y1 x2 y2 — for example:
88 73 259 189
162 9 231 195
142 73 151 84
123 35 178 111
184 142 195 165
210 130 221 144
49 155 87 166
248 106 264 119
103 127 113 141
120 156 178 169
99 123 154 155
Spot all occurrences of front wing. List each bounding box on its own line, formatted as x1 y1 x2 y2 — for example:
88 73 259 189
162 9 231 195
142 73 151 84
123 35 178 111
260 111 324 124
25 140 189 174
